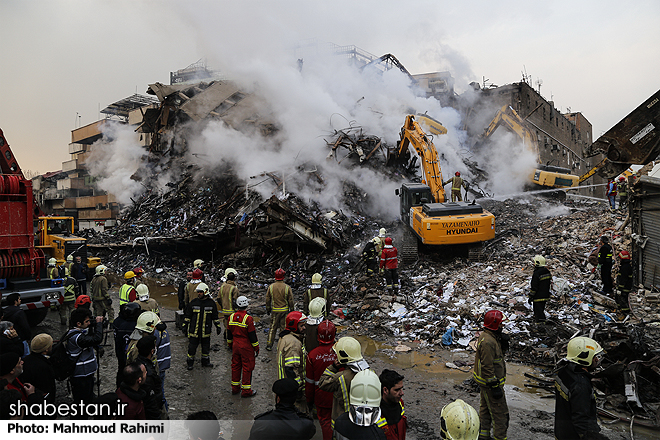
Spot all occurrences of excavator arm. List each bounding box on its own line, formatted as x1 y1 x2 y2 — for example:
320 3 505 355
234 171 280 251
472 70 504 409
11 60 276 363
476 105 539 160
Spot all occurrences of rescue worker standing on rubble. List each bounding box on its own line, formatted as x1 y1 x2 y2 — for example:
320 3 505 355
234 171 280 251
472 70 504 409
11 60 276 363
616 250 633 315
266 268 294 351
91 264 114 324
135 284 160 316
362 238 380 277
183 282 221 370
306 320 337 440
617 176 628 210
228 295 259 397
277 311 308 412
473 310 509 440
120 271 138 306
65 254 74 276
597 236 614 296
305 297 327 353
380 237 399 294
218 268 240 348
319 336 370 428
376 228 387 255
303 273 330 316
529 255 552 324
554 336 608 440
443 171 468 202
606 179 617 210
376 369 407 440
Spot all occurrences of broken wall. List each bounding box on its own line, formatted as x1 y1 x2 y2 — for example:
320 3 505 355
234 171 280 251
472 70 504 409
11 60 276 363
631 175 660 289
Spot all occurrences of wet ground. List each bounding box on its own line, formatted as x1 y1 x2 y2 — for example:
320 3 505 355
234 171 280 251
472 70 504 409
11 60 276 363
32 280 654 439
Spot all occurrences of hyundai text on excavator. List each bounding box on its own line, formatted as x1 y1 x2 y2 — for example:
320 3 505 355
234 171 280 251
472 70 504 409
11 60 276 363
390 115 495 261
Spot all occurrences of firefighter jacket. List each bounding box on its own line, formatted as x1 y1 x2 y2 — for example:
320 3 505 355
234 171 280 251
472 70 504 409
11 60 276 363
618 181 628 197
303 286 328 315
554 360 600 440
119 283 137 305
277 331 306 388
530 266 552 302
380 245 398 270
218 280 239 315
136 298 160 315
266 281 294 314
617 260 633 293
318 364 361 423
248 402 316 440
305 343 337 409
227 310 259 354
598 243 613 268
63 276 78 303
377 400 407 440
48 266 60 279
185 280 202 306
91 274 109 301
443 175 466 192
66 322 103 378
183 296 221 338
362 241 378 262
334 411 387 440
473 329 506 388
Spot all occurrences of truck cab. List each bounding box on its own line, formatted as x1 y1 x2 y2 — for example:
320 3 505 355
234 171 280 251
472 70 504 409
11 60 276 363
36 216 100 268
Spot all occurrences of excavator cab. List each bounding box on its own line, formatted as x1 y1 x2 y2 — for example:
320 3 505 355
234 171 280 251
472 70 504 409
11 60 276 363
396 183 435 225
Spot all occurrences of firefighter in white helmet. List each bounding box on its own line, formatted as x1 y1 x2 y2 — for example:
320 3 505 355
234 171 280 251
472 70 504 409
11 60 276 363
91 264 113 324
303 273 330 317
304 297 327 353
126 311 161 364
218 268 239 348
183 282 221 370
439 399 480 440
135 283 160 316
333 369 385 439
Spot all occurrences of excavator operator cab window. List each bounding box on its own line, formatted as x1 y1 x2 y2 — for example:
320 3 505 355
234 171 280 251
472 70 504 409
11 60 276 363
48 219 72 236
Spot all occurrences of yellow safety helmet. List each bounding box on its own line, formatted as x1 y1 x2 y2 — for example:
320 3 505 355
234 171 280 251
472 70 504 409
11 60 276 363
193 259 204 268
379 228 387 238
311 273 322 284
566 337 604 367
66 254 74 262
533 255 546 267
225 268 238 278
124 271 136 280
136 311 160 333
371 237 381 245
195 282 210 296
48 257 57 266
333 337 363 364
440 399 480 440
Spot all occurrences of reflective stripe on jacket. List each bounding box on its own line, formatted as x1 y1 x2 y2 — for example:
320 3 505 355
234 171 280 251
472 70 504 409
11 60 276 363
277 331 306 388
473 329 506 387
218 281 239 315
266 281 294 313
119 284 137 305
380 246 398 270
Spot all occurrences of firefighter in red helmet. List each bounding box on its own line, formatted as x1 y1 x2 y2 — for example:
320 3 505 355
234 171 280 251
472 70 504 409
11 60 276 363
379 237 399 294
474 310 509 440
265 268 294 350
277 311 307 413
443 171 468 202
305 320 337 440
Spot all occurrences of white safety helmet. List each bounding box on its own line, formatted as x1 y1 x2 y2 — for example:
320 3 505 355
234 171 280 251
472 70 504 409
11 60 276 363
193 259 204 268
48 257 57 266
566 337 604 367
136 311 160 333
66 255 74 263
136 283 150 301
236 295 249 308
533 255 546 267
225 268 238 278
333 337 363 364
311 273 322 285
95 265 107 276
195 282 210 296
307 297 326 325
379 228 387 238
348 369 382 426
440 399 480 440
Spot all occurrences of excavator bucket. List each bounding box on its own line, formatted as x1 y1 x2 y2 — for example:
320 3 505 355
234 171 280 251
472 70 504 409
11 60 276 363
585 89 660 178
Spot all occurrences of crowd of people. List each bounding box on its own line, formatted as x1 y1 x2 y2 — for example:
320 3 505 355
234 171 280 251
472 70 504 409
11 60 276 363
0 248 618 440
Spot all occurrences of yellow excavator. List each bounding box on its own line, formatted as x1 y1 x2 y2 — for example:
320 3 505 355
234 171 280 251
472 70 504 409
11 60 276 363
391 115 495 260
476 105 579 190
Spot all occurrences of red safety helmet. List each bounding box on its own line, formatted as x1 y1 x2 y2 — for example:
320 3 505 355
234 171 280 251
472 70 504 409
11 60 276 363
285 311 307 332
618 177 625 182
75 295 92 309
384 237 393 246
455 171 460 176
275 268 286 281
317 320 337 345
192 268 203 280
133 266 144 277
619 250 631 260
483 310 503 331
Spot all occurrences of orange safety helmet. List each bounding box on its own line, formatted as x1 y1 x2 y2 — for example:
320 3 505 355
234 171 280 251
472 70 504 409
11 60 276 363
285 311 307 332
317 320 337 345
384 237 393 246
483 310 503 331
455 171 460 177
75 295 92 309
275 268 286 281
192 268 203 280
619 250 631 260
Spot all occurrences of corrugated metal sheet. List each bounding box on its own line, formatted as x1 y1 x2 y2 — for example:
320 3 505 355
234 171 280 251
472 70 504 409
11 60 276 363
632 176 660 288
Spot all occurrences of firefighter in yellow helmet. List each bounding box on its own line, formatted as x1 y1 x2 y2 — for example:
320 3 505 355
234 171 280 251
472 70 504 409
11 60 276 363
554 337 605 439
60 267 79 326
529 255 551 323
218 268 239 347
439 399 480 440
303 273 330 317
47 257 59 280
120 271 138 306
91 265 113 324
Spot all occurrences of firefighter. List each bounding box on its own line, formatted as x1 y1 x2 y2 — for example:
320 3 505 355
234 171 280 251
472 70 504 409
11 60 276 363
362 238 380 277
60 268 78 326
597 236 614 295
305 320 337 440
554 337 607 440
126 311 161 365
439 399 480 440
473 310 508 440
65 254 74 276
303 273 329 317
277 311 308 413
135 284 160 316
184 268 204 309
119 271 138 306
380 237 399 293
618 176 628 209
305 297 326 353
112 302 141 388
218 268 239 347
443 171 468 202
318 336 370 427
177 271 193 310
74 294 92 310
132 266 145 285
266 268 294 351
333 369 386 440
227 295 259 397
91 264 114 324
376 369 406 440
47 258 59 279
529 255 551 323
183 282 221 370
616 250 633 315
375 228 387 255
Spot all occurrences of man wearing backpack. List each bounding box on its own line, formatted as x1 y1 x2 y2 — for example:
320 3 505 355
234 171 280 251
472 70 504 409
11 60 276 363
66 308 104 419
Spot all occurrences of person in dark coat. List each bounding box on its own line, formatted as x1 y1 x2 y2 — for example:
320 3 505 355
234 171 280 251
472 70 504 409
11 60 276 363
19 334 56 406
2 293 31 343
616 250 634 314
135 335 165 420
112 303 141 388
71 256 89 296
248 378 316 440
597 236 613 295
115 363 147 420
529 255 552 323
0 321 25 357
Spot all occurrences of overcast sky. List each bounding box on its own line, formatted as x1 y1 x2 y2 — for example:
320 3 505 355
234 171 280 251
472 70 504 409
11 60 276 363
1 0 658 175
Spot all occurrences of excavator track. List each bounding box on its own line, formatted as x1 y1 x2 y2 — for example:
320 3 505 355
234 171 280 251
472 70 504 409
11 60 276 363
468 244 486 262
400 229 419 263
